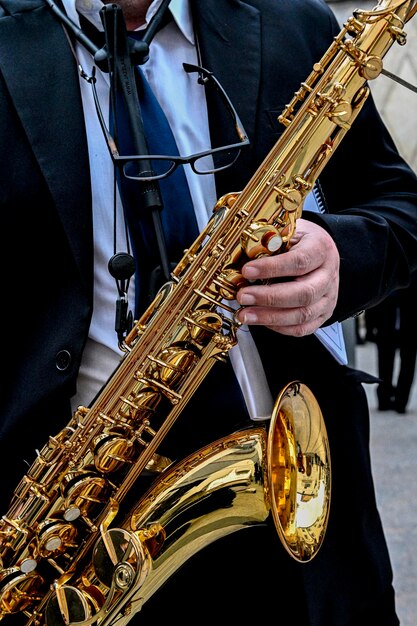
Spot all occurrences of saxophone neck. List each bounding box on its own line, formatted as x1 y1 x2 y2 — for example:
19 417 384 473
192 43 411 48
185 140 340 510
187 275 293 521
360 0 417 24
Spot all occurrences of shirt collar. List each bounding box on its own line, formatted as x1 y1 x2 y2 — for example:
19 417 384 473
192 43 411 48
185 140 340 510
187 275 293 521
168 0 194 45
65 0 194 45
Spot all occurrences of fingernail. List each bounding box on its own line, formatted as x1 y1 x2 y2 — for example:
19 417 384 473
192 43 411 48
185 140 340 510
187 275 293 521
243 265 260 280
240 311 258 324
239 293 256 305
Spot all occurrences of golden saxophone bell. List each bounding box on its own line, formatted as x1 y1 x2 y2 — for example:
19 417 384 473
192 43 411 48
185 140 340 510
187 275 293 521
268 382 331 562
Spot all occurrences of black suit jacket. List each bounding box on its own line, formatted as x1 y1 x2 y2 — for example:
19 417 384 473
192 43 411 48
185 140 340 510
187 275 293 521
1 0 417 624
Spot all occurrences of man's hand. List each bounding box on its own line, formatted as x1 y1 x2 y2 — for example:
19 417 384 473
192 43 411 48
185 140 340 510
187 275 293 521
236 219 340 336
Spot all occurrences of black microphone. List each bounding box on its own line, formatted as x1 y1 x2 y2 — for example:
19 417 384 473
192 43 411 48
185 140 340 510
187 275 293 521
108 252 136 343
44 0 173 69
108 251 136 283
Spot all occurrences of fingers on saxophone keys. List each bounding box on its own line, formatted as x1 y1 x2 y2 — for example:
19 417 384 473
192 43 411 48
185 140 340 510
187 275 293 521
234 305 258 326
233 306 244 327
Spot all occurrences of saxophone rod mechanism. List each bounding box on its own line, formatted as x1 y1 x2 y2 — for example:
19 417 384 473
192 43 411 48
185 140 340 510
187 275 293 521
381 67 417 92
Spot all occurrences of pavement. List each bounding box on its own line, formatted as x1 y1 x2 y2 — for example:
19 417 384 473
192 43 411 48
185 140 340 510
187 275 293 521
353 338 417 626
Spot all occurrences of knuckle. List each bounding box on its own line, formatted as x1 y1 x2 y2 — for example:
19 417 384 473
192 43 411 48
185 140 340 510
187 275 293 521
265 290 277 307
295 251 310 273
292 324 310 338
301 285 316 307
298 306 313 324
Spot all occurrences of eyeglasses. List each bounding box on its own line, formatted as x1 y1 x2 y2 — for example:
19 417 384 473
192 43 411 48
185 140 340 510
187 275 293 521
88 62 250 182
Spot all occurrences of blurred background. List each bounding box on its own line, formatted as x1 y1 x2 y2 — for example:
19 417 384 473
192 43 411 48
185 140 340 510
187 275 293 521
327 1 417 170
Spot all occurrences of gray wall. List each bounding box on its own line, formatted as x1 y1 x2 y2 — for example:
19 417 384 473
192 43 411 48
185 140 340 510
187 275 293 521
327 0 417 172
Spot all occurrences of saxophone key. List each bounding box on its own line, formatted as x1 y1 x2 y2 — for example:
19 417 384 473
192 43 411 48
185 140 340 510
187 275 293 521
61 471 111 521
184 310 223 344
213 268 247 300
36 519 78 557
147 345 199 387
241 222 284 259
45 583 91 626
92 528 150 592
0 567 44 617
117 388 160 422
93 430 136 474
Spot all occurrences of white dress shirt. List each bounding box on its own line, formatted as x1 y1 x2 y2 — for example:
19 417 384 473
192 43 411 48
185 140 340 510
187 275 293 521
62 0 274 419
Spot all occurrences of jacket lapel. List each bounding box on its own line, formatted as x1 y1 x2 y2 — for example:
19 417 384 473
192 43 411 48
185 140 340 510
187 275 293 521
193 0 260 143
193 0 261 195
0 0 93 287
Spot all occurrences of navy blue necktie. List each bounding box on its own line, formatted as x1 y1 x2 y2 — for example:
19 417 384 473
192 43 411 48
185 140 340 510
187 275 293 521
110 48 251 428
113 64 199 315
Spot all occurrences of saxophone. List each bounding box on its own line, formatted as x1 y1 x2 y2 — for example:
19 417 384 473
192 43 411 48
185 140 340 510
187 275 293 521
1 0 416 623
